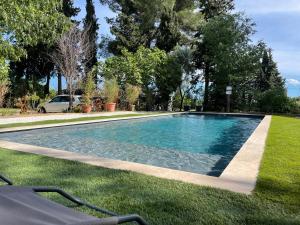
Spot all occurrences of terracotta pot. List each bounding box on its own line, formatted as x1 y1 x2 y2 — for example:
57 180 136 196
105 103 116 112
81 104 92 113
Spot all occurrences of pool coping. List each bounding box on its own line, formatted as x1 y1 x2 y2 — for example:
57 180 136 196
0 113 271 194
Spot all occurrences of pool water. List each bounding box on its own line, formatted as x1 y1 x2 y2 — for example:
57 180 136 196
0 114 262 176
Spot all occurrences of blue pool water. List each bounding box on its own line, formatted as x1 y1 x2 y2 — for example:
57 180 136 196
0 114 262 176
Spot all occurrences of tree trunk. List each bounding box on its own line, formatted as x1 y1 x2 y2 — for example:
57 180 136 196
44 73 50 96
68 79 73 111
203 64 210 111
58 73 62 94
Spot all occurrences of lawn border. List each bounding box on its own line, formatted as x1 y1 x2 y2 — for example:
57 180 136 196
0 113 271 194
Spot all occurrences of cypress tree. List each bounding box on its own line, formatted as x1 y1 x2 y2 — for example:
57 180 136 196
83 0 99 81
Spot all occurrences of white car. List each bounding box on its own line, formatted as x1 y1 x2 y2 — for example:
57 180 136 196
39 95 82 113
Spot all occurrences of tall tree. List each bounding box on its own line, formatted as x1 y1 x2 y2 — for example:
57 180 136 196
83 0 99 80
156 7 181 52
58 0 80 94
194 14 255 111
194 0 234 111
100 0 202 54
1 0 70 99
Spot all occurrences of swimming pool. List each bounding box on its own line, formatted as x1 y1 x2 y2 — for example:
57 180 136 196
0 114 262 176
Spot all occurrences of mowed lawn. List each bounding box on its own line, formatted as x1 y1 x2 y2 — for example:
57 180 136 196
0 116 299 225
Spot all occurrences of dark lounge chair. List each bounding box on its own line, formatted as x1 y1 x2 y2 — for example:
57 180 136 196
0 174 148 225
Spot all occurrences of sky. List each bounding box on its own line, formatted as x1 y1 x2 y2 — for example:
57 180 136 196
51 0 300 97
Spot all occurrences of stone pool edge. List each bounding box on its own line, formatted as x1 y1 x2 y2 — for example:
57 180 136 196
0 112 184 133
0 114 271 195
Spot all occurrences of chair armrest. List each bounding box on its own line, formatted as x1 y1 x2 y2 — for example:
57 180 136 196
32 187 148 225
0 174 13 185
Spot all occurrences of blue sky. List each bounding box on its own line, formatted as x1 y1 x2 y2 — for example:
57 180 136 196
51 0 300 97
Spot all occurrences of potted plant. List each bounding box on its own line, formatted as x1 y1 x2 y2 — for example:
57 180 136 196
125 84 141 111
103 78 119 112
81 73 95 113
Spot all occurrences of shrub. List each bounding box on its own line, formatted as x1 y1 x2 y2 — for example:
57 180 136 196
125 84 141 105
82 72 96 105
103 78 119 103
28 92 40 110
0 58 10 107
257 87 291 113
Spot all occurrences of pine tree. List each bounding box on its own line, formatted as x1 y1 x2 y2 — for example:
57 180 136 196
194 0 235 111
156 7 181 53
83 0 99 79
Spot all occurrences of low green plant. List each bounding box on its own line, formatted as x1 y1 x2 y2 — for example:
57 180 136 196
0 58 10 107
103 78 119 103
125 84 141 105
0 108 19 116
82 73 96 105
28 92 40 110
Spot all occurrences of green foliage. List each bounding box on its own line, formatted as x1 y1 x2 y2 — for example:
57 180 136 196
103 78 119 103
83 0 99 74
0 58 10 107
0 108 19 116
156 7 181 52
0 0 70 60
0 58 9 85
125 84 141 105
102 49 142 87
82 72 96 105
156 54 182 107
257 88 295 113
27 92 40 110
100 0 203 54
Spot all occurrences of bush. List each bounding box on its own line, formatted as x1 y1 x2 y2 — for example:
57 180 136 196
257 88 291 113
82 72 96 105
125 84 141 105
0 58 10 107
103 78 119 103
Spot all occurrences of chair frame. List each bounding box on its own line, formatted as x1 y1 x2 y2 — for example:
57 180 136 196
0 175 148 225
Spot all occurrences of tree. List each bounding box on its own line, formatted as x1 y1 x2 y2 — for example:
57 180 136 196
194 13 254 111
100 0 203 54
156 7 181 52
194 0 234 111
0 0 69 61
58 0 81 94
101 46 182 110
172 46 201 111
4 1 77 98
51 25 94 109
83 0 99 81
156 54 182 110
198 0 234 20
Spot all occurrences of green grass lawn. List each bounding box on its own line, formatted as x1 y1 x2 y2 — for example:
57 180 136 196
0 116 299 225
0 113 158 129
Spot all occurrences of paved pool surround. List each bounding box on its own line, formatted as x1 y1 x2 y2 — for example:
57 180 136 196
0 113 271 194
